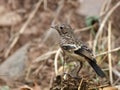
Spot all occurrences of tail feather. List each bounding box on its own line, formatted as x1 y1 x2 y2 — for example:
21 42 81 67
88 60 106 77
74 48 105 77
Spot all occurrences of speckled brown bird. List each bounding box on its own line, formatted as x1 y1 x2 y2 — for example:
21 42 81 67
51 24 105 78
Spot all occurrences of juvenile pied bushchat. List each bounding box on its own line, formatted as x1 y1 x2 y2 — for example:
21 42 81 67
51 24 106 78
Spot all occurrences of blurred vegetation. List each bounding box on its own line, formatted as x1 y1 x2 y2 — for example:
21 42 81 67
0 0 120 90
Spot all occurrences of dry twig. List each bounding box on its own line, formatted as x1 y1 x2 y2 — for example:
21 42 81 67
95 46 120 57
100 0 112 16
78 78 83 90
43 0 64 42
5 0 43 57
43 0 48 10
51 0 64 25
113 78 120 86
33 50 57 63
93 1 120 54
54 48 62 75
75 26 93 33
108 21 113 85
112 68 120 78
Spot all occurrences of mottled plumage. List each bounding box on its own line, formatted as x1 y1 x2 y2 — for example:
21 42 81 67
52 24 105 77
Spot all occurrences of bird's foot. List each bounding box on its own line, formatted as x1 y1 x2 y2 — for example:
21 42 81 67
63 72 81 80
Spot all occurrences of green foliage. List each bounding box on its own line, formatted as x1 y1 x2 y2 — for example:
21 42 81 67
85 16 99 36
0 86 9 90
85 16 99 27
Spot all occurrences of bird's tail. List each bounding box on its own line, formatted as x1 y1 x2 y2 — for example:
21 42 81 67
88 60 106 77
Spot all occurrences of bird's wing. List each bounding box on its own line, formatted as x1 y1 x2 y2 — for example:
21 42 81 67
61 44 77 51
60 43 106 77
61 43 96 62
74 44 96 62
74 45 106 77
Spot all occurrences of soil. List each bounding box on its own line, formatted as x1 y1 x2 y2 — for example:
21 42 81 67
0 0 119 90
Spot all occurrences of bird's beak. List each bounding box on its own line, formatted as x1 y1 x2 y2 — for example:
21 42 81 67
51 26 55 29
51 25 62 35
51 25 58 30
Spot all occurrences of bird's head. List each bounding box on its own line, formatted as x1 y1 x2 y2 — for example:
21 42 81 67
51 24 73 36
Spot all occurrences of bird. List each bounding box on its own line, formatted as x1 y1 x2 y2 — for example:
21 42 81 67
51 24 106 78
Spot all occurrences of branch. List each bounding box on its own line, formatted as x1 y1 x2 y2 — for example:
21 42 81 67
5 0 43 57
93 1 120 53
95 46 120 57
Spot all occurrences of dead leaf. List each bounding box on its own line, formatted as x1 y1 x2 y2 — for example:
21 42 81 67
20 85 33 90
99 86 118 90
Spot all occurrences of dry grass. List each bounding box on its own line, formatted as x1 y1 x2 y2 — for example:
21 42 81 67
0 0 120 90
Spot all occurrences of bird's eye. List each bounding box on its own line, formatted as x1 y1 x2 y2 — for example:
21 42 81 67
59 25 67 34
60 26 63 30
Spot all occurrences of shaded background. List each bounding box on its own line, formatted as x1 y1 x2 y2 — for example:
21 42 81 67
0 0 120 90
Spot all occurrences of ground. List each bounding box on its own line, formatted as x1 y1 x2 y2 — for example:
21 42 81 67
0 0 120 90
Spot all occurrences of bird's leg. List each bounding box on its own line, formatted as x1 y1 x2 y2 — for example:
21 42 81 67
63 58 66 74
76 61 83 75
70 61 83 78
62 52 67 73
